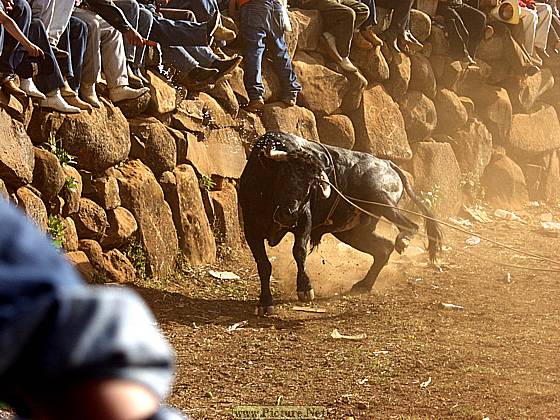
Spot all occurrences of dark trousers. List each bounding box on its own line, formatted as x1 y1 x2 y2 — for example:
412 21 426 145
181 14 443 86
240 0 301 100
58 17 88 91
18 19 64 94
0 0 31 75
437 2 486 58
375 0 414 33
166 0 220 20
298 0 369 56
149 14 209 47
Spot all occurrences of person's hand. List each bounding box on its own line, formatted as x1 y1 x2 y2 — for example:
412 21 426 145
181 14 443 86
25 43 44 58
124 29 144 46
2 0 14 12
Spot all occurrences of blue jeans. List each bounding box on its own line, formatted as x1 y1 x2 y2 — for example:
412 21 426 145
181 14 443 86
240 0 300 100
166 0 220 21
115 0 154 66
0 0 31 75
149 13 209 47
57 16 88 91
162 45 217 73
18 19 64 93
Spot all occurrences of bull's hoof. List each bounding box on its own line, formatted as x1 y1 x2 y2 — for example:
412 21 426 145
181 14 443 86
255 305 276 316
349 282 372 295
395 236 411 254
297 289 315 302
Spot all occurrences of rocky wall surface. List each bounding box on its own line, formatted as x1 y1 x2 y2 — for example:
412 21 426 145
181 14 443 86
1 7 560 283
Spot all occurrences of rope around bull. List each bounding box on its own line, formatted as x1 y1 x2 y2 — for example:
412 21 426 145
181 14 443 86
322 178 560 272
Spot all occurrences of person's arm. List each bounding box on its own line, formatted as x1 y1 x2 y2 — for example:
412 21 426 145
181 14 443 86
84 0 145 45
0 10 44 56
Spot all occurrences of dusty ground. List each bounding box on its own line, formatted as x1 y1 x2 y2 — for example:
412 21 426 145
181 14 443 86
136 203 560 419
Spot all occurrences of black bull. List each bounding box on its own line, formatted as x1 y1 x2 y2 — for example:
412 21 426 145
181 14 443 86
239 132 442 315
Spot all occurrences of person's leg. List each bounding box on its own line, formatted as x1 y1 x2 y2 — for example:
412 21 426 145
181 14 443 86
66 16 88 91
517 7 538 55
31 0 55 29
0 0 32 76
437 4 470 59
269 1 301 103
72 9 102 86
239 0 268 104
48 0 76 46
494 22 539 73
166 0 218 21
299 0 356 57
134 6 153 67
376 0 413 34
112 0 139 63
535 2 553 50
456 4 486 58
149 14 211 47
340 0 369 30
97 19 127 89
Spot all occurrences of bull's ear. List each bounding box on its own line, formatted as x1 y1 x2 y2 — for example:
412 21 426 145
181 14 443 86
264 147 289 161
319 171 331 199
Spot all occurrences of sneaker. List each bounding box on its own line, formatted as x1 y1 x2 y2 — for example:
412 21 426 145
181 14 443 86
245 97 264 113
339 57 359 73
40 90 81 113
127 65 144 88
187 66 219 84
64 93 93 111
1 75 27 98
109 85 150 103
80 83 101 108
19 78 46 99
210 55 242 81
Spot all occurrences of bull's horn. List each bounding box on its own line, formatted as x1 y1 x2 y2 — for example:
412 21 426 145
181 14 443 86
265 148 289 160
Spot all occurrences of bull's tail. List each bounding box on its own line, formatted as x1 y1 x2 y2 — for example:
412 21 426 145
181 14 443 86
390 162 443 263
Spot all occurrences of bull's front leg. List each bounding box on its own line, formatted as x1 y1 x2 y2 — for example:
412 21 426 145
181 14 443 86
246 234 275 316
293 209 314 302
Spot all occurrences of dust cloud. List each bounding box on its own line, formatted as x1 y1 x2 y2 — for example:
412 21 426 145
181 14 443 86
265 220 429 299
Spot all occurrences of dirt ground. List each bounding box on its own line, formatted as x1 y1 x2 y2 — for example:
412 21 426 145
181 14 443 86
136 203 560 419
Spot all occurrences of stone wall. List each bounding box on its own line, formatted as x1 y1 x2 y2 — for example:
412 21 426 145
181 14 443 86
1 8 560 282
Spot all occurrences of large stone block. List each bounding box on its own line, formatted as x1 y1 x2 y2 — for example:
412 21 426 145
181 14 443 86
482 153 529 210
115 160 178 278
350 44 390 83
129 118 177 177
61 165 82 216
210 179 244 251
409 54 437 99
409 142 462 217
74 197 108 241
32 147 65 203
16 186 48 231
290 9 322 51
101 206 138 250
0 109 34 187
448 119 493 181
29 101 130 173
293 52 348 115
468 84 512 144
147 69 177 115
386 52 411 101
399 91 437 143
262 103 320 142
409 9 432 42
434 89 468 134
203 127 248 178
503 68 555 113
160 165 216 266
207 79 240 117
317 114 355 150
350 84 411 161
198 92 237 128
508 105 560 158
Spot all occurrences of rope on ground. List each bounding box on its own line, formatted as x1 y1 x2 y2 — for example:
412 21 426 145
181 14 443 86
324 179 560 271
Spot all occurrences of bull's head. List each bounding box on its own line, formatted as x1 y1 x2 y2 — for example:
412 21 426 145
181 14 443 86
263 145 331 229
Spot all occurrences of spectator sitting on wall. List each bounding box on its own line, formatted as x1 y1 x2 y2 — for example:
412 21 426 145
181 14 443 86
516 0 553 65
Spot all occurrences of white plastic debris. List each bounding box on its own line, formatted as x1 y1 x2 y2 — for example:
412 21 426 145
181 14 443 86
420 377 432 388
226 320 248 332
330 329 367 340
540 221 560 237
440 303 464 310
465 236 481 246
450 217 474 228
208 270 240 280
494 209 524 223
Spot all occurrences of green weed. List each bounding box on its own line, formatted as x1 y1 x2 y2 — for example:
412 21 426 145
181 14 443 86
47 215 65 248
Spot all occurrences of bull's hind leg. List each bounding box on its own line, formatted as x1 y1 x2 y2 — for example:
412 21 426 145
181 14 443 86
381 207 419 255
333 226 394 293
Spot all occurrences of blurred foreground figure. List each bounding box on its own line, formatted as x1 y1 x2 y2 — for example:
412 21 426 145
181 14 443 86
0 200 185 419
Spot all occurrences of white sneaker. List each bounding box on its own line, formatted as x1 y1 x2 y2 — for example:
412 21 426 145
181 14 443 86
19 78 46 99
109 85 150 103
340 57 359 73
40 90 81 114
80 83 101 108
